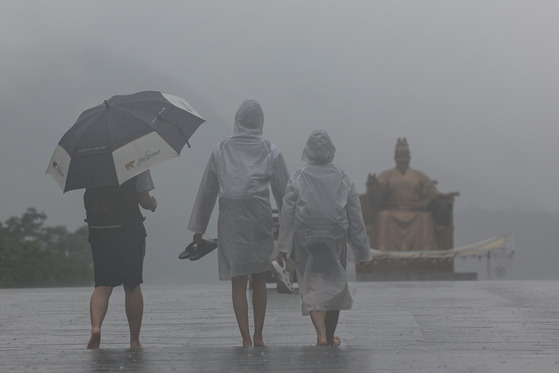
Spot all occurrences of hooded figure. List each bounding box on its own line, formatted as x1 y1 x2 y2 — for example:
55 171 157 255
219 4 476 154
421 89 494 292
275 129 372 346
188 98 288 279
187 98 289 347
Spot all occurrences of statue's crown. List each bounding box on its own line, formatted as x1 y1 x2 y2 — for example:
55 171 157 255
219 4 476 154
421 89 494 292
395 137 409 152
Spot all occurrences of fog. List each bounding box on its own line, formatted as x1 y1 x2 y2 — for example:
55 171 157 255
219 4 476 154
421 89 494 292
1 1 558 283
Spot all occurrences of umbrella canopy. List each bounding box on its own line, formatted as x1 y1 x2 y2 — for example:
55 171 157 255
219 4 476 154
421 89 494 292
46 91 205 192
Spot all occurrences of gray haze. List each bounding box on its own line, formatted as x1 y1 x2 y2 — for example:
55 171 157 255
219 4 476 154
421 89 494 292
1 1 558 283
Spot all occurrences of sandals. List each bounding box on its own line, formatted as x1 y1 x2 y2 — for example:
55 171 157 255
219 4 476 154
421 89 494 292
178 238 218 261
271 259 294 294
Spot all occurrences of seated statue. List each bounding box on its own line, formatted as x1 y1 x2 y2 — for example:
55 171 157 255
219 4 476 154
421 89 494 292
361 138 459 252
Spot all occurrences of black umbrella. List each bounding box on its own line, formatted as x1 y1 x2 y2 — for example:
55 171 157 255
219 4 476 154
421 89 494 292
46 91 205 192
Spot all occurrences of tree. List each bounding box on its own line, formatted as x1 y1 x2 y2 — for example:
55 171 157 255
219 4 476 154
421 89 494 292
0 208 92 287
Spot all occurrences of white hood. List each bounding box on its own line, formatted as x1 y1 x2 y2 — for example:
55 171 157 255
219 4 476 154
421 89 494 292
234 98 264 136
302 129 336 164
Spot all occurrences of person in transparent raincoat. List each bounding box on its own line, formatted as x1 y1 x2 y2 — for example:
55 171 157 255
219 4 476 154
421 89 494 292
275 129 372 346
187 98 289 347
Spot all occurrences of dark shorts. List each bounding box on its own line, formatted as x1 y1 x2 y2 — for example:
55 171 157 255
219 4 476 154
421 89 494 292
88 225 146 288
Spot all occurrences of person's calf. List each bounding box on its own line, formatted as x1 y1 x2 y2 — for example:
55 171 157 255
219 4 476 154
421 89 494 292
124 284 144 348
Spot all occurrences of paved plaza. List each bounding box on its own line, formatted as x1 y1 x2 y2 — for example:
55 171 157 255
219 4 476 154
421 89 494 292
1 281 558 372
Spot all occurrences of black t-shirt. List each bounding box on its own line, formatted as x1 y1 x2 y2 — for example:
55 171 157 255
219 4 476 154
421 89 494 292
83 177 143 228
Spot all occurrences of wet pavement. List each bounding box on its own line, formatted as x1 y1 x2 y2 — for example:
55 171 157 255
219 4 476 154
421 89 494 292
1 281 558 372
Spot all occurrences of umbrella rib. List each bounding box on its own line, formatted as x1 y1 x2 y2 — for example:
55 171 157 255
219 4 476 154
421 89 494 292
111 107 158 128
152 105 198 137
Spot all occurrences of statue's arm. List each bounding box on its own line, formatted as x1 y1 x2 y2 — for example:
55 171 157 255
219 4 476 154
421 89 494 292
410 176 439 211
439 191 460 201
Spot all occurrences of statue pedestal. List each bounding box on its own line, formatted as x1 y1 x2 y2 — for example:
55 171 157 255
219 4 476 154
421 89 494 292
356 258 477 281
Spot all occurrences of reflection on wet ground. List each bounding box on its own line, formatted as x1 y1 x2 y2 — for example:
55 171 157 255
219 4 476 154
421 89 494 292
84 346 369 373
1 282 559 372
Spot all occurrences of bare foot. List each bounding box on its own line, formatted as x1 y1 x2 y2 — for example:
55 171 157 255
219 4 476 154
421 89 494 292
130 342 143 349
87 327 101 349
329 336 341 347
253 334 265 347
316 338 328 346
242 338 253 347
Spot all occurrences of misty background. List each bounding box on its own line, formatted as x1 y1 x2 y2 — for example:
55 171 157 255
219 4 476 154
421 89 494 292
1 1 558 283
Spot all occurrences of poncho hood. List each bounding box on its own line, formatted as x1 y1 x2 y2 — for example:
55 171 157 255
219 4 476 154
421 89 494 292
302 129 336 165
234 98 264 136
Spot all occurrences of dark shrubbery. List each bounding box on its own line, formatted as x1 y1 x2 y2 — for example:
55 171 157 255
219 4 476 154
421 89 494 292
0 208 92 287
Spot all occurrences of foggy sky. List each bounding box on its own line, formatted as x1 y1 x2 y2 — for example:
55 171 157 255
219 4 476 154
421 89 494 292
1 1 558 283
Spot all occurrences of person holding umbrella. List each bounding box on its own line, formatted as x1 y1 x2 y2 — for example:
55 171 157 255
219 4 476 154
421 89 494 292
46 91 206 349
187 98 289 347
85 171 157 349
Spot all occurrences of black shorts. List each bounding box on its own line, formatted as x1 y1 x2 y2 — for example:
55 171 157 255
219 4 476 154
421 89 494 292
88 225 146 288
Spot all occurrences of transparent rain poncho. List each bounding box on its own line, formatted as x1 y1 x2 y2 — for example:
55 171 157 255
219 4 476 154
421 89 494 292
188 99 289 280
276 129 372 315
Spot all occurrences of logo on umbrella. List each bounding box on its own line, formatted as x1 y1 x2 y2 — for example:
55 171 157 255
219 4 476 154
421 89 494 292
51 161 65 178
137 150 161 167
125 161 135 170
77 146 107 153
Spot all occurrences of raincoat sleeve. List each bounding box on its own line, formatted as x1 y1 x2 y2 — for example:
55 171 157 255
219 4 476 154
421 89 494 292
275 176 298 256
270 151 289 210
187 153 219 235
345 176 373 263
135 170 155 192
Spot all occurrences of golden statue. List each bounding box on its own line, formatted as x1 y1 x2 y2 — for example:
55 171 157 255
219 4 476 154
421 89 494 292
361 138 459 252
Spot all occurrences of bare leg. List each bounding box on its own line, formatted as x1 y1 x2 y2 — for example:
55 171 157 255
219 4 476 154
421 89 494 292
124 284 144 349
232 275 252 347
88 286 113 349
309 310 327 346
251 272 267 346
325 310 341 346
